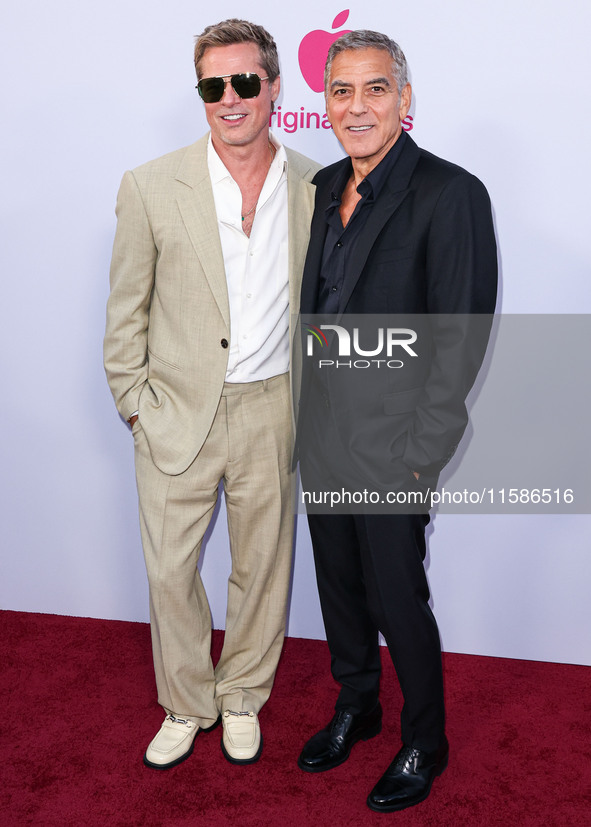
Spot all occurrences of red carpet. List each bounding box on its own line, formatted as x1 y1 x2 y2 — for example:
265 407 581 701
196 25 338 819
1 610 589 826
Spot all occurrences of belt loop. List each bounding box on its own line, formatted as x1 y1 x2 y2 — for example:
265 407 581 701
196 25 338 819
262 378 269 391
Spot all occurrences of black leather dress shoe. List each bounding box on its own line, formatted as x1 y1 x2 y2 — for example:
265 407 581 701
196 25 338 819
297 703 382 773
367 736 449 812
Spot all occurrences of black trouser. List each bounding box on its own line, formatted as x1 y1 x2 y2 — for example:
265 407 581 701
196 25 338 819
306 510 445 753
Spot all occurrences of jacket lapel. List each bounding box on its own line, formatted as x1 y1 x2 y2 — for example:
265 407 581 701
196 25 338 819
287 159 317 319
174 136 230 328
337 135 421 315
299 163 343 315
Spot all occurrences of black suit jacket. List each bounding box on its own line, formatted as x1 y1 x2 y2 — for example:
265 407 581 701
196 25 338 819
298 135 498 489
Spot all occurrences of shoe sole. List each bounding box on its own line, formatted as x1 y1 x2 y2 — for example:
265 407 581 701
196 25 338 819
366 752 449 812
143 715 221 770
297 719 382 773
220 732 263 765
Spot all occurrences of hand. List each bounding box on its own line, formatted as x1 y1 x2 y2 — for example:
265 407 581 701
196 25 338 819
128 414 139 429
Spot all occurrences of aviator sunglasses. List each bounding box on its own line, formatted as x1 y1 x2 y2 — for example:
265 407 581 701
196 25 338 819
196 73 269 103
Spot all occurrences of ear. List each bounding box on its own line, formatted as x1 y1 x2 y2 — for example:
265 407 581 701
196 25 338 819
399 83 412 121
270 74 281 103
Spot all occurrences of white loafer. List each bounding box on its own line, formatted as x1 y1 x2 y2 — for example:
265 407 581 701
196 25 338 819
143 714 199 769
221 710 262 764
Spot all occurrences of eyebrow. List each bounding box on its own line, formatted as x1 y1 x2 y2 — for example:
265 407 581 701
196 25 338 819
329 76 392 91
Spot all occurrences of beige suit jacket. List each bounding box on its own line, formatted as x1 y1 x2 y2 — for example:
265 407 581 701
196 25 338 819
104 134 320 475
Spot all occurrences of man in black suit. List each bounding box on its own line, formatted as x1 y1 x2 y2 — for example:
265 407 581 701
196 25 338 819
296 31 497 813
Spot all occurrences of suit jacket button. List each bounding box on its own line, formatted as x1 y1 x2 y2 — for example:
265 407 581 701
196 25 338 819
221 338 229 348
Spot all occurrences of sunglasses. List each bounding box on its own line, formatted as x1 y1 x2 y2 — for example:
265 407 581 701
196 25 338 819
196 73 269 103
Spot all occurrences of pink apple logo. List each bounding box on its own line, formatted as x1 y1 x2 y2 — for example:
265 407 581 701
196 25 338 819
298 10 352 93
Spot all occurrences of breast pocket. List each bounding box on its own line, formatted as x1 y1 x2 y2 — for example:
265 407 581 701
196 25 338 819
370 248 414 267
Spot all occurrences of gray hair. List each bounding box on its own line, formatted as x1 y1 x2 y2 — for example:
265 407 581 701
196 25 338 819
324 30 409 95
194 19 280 81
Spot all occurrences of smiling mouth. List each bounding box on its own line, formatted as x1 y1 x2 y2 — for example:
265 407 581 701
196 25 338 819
348 125 373 132
221 113 246 121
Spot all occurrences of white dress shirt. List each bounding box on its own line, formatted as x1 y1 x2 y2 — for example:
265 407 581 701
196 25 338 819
207 132 290 383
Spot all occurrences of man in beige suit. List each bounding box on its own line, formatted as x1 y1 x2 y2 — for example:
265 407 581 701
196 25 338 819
104 19 319 770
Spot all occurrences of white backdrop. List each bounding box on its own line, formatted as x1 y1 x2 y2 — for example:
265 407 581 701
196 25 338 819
1 1 590 665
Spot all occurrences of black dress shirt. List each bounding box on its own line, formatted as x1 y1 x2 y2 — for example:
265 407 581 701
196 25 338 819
316 131 408 314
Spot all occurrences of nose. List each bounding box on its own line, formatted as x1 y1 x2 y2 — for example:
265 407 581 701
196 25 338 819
348 88 367 115
220 78 241 105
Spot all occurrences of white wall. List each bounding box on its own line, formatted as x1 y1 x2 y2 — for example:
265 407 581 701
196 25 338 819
1 1 590 665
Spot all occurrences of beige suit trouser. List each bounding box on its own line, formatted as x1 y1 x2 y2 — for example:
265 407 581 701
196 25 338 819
133 373 294 728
